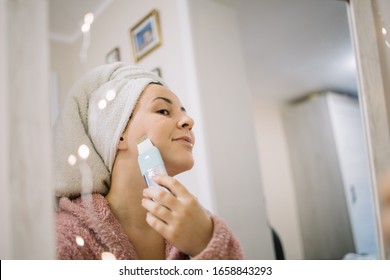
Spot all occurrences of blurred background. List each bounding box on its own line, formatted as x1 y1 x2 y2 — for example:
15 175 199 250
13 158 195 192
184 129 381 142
1 0 390 259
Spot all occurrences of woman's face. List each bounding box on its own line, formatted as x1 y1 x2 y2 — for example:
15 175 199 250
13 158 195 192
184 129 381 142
123 84 195 176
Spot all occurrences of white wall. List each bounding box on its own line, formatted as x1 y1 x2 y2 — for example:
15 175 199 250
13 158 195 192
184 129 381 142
187 0 274 259
1 0 55 259
253 99 304 259
52 0 190 104
50 41 73 107
0 0 11 259
69 0 190 99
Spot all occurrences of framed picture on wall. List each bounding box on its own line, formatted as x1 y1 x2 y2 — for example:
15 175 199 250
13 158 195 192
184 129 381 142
105 47 121 64
151 67 162 78
130 9 162 62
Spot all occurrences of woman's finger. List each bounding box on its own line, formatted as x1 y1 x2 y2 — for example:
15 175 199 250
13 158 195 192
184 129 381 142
141 198 173 223
145 212 169 236
143 187 179 210
152 174 189 197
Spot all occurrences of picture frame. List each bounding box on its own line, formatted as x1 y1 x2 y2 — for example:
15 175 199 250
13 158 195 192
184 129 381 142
151 67 162 78
130 9 162 62
105 47 121 64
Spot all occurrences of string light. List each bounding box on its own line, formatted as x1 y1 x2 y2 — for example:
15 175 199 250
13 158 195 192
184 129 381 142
78 144 90 159
80 12 94 63
106 89 117 101
101 252 116 260
75 235 85 246
98 99 107 109
68 154 77 166
81 12 94 33
81 23 90 33
84 13 94 25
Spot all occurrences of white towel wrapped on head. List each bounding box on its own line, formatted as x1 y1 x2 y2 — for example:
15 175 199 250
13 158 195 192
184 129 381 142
54 62 165 198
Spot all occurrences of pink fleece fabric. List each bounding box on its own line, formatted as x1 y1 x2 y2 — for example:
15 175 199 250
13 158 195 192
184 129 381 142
56 193 244 260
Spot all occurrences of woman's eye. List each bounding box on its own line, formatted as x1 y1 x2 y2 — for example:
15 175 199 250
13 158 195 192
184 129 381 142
157 109 170 116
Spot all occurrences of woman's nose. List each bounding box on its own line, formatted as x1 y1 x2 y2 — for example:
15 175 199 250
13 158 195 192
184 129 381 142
178 113 194 130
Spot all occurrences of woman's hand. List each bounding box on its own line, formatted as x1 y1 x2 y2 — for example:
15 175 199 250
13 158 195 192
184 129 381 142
141 174 213 257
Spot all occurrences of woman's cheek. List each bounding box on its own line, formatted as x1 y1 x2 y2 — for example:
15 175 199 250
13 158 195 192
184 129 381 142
148 122 170 144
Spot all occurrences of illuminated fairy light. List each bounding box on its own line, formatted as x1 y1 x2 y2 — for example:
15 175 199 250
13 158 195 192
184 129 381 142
105 89 117 101
101 252 116 260
80 12 94 63
78 144 90 159
98 99 107 109
382 27 387 35
68 154 77 166
84 13 94 25
75 235 85 246
81 23 90 33
81 12 94 33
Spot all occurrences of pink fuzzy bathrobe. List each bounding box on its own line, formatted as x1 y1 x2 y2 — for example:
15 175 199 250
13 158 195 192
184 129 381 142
56 193 244 260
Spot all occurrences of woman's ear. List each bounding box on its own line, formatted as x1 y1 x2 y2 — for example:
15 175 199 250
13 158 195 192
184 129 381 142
117 136 128 150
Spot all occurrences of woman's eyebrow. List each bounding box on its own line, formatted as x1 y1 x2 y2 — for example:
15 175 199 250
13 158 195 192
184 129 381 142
152 96 186 112
152 96 172 104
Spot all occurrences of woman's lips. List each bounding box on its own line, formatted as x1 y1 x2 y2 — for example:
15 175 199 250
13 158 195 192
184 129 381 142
173 136 194 147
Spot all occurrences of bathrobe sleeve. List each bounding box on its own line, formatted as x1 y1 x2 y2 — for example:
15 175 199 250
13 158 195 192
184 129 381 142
191 213 244 260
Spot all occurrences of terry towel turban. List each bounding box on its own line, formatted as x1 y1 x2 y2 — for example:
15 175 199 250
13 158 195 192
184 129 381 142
54 62 165 198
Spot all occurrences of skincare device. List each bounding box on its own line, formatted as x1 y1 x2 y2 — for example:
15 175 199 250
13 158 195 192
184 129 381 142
137 136 168 191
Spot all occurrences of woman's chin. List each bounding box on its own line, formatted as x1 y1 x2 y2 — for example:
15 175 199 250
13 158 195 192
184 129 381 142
166 159 194 176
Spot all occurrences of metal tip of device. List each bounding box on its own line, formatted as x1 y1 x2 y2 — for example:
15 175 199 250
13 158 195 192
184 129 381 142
136 135 148 144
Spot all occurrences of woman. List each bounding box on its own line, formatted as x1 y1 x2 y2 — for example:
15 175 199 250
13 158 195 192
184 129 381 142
55 62 243 260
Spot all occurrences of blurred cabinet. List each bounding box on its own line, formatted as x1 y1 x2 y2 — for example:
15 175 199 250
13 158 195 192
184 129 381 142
283 92 378 259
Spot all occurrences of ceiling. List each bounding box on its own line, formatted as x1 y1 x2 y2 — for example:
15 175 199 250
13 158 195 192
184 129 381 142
49 0 357 103
229 0 357 102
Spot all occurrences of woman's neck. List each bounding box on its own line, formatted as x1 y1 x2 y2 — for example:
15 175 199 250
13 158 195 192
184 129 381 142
106 163 167 259
106 163 149 230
